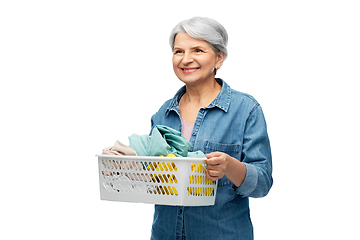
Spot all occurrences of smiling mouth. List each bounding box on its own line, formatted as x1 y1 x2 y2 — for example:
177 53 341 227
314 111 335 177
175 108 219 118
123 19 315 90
181 67 200 73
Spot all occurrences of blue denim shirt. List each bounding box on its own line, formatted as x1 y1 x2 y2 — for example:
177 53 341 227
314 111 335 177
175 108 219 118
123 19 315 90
150 79 273 240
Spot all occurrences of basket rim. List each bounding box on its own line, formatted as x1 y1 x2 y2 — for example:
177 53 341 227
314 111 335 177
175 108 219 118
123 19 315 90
96 154 207 162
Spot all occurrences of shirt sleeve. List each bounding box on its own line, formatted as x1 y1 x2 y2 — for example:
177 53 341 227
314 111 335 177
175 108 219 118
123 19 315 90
235 105 273 198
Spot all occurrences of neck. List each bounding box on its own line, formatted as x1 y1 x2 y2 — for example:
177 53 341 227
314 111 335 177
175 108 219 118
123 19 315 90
182 78 222 107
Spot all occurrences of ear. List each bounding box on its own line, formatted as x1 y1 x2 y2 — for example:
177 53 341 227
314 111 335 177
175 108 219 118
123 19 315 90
215 51 225 68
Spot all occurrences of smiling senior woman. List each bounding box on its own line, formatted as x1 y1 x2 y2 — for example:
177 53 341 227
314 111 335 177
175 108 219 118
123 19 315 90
150 17 273 240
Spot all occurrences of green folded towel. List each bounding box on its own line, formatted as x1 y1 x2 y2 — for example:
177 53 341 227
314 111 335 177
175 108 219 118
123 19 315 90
129 125 206 158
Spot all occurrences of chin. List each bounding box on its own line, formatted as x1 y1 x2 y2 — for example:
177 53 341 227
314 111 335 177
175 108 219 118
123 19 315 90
178 77 201 85
177 75 215 86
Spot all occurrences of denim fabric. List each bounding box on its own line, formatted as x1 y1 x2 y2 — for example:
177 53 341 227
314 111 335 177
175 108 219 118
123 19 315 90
150 79 273 240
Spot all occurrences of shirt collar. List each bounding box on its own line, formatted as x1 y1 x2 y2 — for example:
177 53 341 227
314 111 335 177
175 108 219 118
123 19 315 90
165 78 231 115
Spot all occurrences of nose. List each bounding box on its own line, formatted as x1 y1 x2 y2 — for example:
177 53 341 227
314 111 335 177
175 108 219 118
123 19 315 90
182 52 193 65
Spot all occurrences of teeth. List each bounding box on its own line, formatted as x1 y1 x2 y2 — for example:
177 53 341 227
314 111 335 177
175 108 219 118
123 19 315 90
183 68 198 71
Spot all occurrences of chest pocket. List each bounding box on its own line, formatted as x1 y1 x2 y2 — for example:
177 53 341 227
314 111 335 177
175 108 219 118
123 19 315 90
204 141 241 160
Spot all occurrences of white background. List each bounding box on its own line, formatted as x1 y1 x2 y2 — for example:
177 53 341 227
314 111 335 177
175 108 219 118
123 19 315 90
1 0 359 239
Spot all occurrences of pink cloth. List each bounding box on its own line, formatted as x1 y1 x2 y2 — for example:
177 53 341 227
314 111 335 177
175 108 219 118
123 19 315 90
102 140 137 156
179 98 195 141
181 116 195 141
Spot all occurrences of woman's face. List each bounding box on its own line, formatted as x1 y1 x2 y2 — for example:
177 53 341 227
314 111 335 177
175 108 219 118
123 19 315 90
172 32 224 86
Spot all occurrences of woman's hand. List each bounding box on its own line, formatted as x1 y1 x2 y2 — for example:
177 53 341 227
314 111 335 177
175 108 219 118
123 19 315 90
205 152 230 181
206 152 247 187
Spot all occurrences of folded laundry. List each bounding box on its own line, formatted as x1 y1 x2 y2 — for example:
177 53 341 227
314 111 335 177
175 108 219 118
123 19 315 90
102 140 137 156
129 125 206 158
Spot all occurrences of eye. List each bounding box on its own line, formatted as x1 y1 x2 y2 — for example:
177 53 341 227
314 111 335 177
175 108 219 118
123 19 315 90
174 50 183 54
195 49 203 53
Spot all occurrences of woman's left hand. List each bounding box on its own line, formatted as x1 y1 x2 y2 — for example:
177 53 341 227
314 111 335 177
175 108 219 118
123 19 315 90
205 152 231 181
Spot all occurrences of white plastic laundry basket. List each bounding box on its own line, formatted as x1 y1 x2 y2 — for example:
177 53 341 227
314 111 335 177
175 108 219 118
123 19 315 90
96 155 218 206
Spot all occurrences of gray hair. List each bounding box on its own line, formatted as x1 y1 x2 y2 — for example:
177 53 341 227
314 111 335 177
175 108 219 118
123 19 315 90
169 17 228 59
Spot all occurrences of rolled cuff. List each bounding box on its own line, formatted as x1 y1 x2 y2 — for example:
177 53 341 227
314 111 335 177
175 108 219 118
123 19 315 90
235 163 258 196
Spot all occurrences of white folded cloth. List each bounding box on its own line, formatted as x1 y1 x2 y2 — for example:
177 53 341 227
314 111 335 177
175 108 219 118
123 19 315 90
102 140 137 156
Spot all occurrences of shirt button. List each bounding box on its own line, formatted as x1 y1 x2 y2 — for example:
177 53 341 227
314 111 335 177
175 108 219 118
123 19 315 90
192 132 196 136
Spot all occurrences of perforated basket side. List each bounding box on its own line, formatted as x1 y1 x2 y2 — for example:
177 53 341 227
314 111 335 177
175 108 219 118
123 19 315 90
183 162 218 206
97 155 217 206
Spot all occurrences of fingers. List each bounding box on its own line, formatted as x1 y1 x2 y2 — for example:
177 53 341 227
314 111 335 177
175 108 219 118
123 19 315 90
205 152 228 181
205 169 218 181
206 152 225 166
206 152 222 159
206 161 223 181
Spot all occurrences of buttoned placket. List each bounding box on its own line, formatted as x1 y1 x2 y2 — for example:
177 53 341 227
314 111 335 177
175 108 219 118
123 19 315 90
175 206 185 240
189 108 207 152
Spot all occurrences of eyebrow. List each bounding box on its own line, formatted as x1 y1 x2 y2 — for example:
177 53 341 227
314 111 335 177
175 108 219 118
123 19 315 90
173 45 206 50
191 45 206 49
